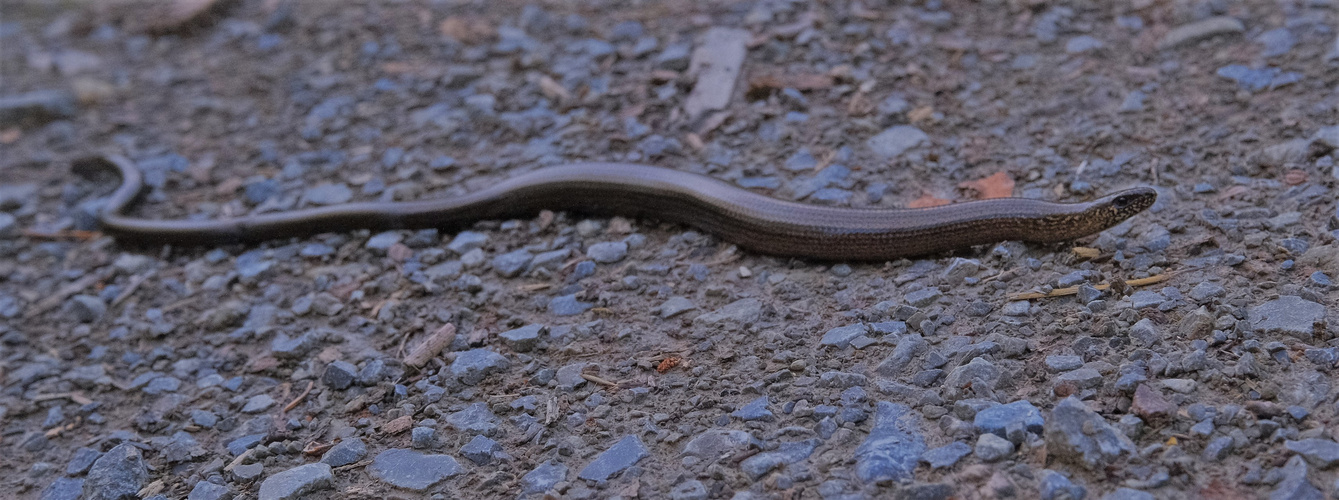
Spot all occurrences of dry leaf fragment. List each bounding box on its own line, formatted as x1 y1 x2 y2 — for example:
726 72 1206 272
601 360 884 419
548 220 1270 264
958 171 1015 199
907 193 951 208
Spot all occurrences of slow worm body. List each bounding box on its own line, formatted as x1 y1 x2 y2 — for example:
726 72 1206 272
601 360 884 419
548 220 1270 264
78 155 1155 261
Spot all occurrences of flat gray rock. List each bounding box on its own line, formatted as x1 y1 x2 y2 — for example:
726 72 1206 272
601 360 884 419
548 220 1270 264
521 461 568 495
369 449 463 491
855 402 925 483
1045 396 1134 470
741 439 819 480
867 125 928 159
83 443 148 500
578 435 648 482
449 348 509 385
920 442 972 469
1285 439 1339 469
1253 296 1325 340
257 463 332 500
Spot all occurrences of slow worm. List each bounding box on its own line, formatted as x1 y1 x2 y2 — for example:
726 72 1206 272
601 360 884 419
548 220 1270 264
76 155 1156 261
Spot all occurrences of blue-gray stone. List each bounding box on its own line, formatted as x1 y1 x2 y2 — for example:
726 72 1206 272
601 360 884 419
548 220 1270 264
1188 282 1225 302
1253 296 1325 340
1044 397 1135 470
500 324 546 352
65 295 105 323
303 184 352 205
920 442 972 469
522 461 568 495
40 477 84 500
83 443 147 500
492 249 533 278
1257 28 1296 57
447 231 488 254
187 481 230 500
821 323 870 348
658 296 697 318
974 400 1044 439
586 242 628 263
446 402 499 435
1129 290 1162 309
905 288 942 308
449 348 510 385
460 434 501 465
321 438 366 467
870 321 907 336
855 402 926 483
731 396 774 422
66 446 103 475
323 360 357 390
867 125 928 159
975 433 1014 462
258 463 332 500
548 294 593 316
241 394 276 413
368 449 462 491
1285 439 1339 468
411 427 436 448
365 232 402 251
1039 469 1087 500
784 148 818 171
578 435 648 481
143 376 181 395
1216 65 1302 92
740 439 819 480
226 434 265 456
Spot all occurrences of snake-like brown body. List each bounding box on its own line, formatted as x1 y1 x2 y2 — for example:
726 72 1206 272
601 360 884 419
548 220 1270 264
78 155 1156 261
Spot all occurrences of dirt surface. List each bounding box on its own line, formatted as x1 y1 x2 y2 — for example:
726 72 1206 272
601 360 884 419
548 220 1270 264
2 0 1339 499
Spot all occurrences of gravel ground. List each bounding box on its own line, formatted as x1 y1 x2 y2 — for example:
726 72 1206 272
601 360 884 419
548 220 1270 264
2 0 1339 499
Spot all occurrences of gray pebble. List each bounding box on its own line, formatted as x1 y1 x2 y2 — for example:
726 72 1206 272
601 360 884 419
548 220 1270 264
368 449 461 491
854 402 925 483
302 184 352 205
920 442 972 469
975 432 1015 462
492 249 533 277
657 296 697 318
1285 439 1339 468
187 481 230 500
586 241 628 263
447 402 499 435
1064 35 1104 53
731 396 774 422
548 294 593 316
410 426 436 449
1039 469 1087 500
821 323 870 348
500 324 546 352
65 447 102 475
241 394 276 413
1253 296 1325 340
668 479 708 500
447 231 488 254
365 231 402 251
41 478 85 500
1157 16 1244 50
450 349 509 385
0 89 77 125
322 360 357 390
1101 488 1154 500
577 435 648 481
460 434 501 465
83 444 148 500
741 439 819 480
320 438 366 467
867 125 928 159
1045 396 1134 470
521 461 567 495
1045 355 1084 372
65 295 106 323
1188 282 1225 302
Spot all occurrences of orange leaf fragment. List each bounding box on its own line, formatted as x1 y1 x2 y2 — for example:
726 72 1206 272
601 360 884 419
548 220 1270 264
958 171 1015 199
907 194 951 208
